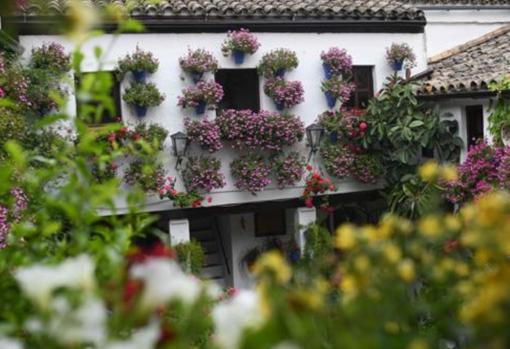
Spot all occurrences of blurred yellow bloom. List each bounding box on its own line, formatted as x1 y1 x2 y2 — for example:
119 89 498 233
398 259 416 283
384 321 400 334
418 161 439 182
441 165 458 182
408 339 429 349
335 224 357 250
65 0 99 43
252 251 291 284
361 225 380 244
383 243 402 264
354 256 371 273
287 289 324 311
340 274 358 296
444 214 461 232
418 215 441 238
454 262 470 277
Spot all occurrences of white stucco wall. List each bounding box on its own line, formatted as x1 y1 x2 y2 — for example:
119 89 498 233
19 31 426 213
424 10 510 56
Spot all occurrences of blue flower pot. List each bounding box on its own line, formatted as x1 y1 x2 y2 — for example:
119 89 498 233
289 250 301 263
325 91 336 108
132 70 147 83
191 72 204 83
323 63 334 80
275 101 285 111
134 104 148 117
391 59 404 72
330 131 338 143
275 68 286 78
195 101 206 115
233 50 245 65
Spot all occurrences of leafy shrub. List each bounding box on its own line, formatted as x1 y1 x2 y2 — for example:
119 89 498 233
122 82 165 107
175 239 205 275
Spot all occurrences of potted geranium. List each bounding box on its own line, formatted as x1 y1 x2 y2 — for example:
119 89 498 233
272 152 305 188
222 28 260 65
231 155 271 194
385 43 416 72
320 47 352 80
117 46 159 82
30 42 71 74
301 165 336 212
123 82 165 117
257 49 298 78
321 78 355 108
263 77 304 110
179 49 219 83
177 80 224 115
124 158 166 193
185 117 223 153
182 156 226 193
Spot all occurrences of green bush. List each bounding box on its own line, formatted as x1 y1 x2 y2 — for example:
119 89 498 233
175 239 205 275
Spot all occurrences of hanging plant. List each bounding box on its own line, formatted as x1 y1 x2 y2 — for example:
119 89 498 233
184 117 223 153
159 176 205 208
350 153 383 184
127 123 168 153
257 49 298 78
117 46 159 82
122 82 165 117
177 80 224 115
182 156 226 193
222 28 260 65
179 49 219 83
30 42 71 74
385 43 416 71
320 143 356 179
321 78 355 108
263 77 304 110
231 155 271 194
320 47 352 79
272 152 305 188
124 158 166 193
91 160 118 183
301 165 336 213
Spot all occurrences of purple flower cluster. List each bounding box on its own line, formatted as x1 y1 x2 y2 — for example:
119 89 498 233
31 42 71 73
124 159 166 193
183 156 226 193
185 117 223 153
6 71 31 107
0 187 28 249
0 206 8 249
445 141 506 203
179 49 219 74
320 144 356 179
350 153 382 184
257 49 299 78
272 152 305 188
231 155 272 194
321 78 355 103
178 80 224 109
320 47 353 76
222 28 260 56
263 77 304 109
216 109 304 151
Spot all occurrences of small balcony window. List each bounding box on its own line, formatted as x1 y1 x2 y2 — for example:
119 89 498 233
215 69 260 112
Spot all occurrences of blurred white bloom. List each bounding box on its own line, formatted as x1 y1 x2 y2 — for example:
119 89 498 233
271 342 302 349
14 255 95 308
104 320 160 349
212 290 265 349
130 259 202 309
66 0 98 43
0 337 23 349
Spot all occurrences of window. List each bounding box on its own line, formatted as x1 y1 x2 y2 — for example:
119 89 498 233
344 66 374 109
215 69 260 112
255 209 286 237
465 105 484 148
75 71 121 125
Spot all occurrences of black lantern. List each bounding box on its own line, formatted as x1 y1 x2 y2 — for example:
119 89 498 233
306 123 324 154
170 131 189 169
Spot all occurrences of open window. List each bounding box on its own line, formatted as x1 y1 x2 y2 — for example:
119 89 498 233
215 69 260 112
465 105 484 148
255 209 286 237
344 66 374 109
75 71 121 125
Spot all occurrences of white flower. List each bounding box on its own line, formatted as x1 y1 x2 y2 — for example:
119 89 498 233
130 259 202 310
13 255 95 308
104 320 160 349
212 290 265 349
0 337 23 349
271 342 302 349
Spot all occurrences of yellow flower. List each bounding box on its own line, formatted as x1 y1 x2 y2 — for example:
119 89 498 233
361 226 380 244
398 259 416 283
335 224 357 250
340 274 358 296
408 339 429 349
418 161 439 182
383 243 402 264
354 256 371 273
440 165 458 182
418 215 441 238
384 321 400 334
454 262 470 277
444 214 461 232
252 251 291 284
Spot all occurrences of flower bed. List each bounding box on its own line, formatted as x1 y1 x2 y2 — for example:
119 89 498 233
272 152 305 188
216 109 304 151
185 117 223 153
182 156 226 193
177 80 224 113
263 77 304 110
257 49 298 78
231 155 272 194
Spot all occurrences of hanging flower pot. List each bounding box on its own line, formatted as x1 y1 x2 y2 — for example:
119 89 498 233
191 72 204 84
329 131 338 143
275 102 286 111
134 104 148 117
179 49 219 82
233 50 246 65
275 68 286 78
323 63 334 80
195 101 206 115
391 59 404 72
325 91 336 108
132 70 147 83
